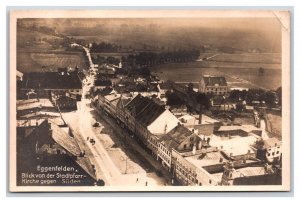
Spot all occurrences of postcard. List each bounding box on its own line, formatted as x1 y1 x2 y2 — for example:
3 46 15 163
9 9 291 192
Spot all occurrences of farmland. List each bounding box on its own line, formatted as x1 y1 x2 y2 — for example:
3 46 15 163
17 52 88 73
207 53 281 64
151 53 281 90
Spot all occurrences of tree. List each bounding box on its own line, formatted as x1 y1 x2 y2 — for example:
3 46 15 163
166 91 185 106
187 83 194 94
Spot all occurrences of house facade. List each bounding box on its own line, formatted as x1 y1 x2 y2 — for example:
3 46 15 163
264 137 282 163
198 75 229 95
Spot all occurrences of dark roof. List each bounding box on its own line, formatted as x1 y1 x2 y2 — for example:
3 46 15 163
135 100 165 127
125 94 152 116
160 124 193 151
94 87 113 96
94 79 112 87
77 71 86 81
117 97 132 108
20 71 82 89
56 95 77 102
125 94 165 127
203 76 227 86
50 122 96 180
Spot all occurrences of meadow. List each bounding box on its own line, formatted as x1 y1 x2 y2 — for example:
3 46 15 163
151 53 282 90
17 52 88 72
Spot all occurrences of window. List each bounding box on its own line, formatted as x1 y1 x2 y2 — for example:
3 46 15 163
209 180 212 184
268 153 271 157
276 151 280 154
272 152 275 156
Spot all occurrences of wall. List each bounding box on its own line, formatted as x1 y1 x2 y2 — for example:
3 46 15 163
172 150 219 186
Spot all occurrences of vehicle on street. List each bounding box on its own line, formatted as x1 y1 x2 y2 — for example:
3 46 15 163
93 122 101 127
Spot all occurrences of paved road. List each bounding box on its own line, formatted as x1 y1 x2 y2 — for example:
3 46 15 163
78 99 122 185
68 42 168 186
93 107 172 185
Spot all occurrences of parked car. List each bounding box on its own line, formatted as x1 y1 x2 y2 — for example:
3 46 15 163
90 138 96 145
93 122 100 127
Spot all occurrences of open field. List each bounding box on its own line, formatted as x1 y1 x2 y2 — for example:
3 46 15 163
151 53 281 90
17 52 88 72
208 53 281 64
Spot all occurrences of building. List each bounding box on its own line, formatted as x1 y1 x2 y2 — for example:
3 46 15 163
215 125 262 137
54 95 77 111
198 75 229 95
209 131 258 161
157 124 197 170
115 96 133 127
123 94 179 148
18 70 82 99
97 93 121 118
264 137 282 163
16 119 96 185
171 149 220 186
93 78 113 92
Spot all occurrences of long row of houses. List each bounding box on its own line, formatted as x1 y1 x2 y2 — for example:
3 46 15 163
93 91 281 186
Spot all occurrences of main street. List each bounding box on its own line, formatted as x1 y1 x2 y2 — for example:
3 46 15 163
62 42 167 186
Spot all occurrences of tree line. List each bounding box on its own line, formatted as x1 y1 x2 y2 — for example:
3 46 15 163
128 50 200 67
228 87 282 107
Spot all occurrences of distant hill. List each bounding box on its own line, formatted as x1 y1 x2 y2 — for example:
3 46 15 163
17 18 281 53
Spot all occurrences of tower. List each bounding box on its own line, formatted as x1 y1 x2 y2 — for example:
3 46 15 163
221 161 235 185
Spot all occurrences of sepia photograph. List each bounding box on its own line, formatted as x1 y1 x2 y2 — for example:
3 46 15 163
9 9 291 192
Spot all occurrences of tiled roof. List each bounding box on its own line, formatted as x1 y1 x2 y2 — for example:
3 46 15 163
125 94 152 116
119 97 132 108
160 124 193 151
203 76 227 86
95 87 114 96
50 122 96 180
135 101 165 127
20 71 82 89
50 122 81 156
125 94 165 127
94 79 112 87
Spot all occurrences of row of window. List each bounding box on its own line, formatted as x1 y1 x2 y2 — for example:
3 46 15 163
159 144 171 155
70 90 81 93
206 87 227 91
267 150 281 157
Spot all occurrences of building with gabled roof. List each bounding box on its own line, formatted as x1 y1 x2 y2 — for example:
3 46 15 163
122 94 179 148
199 75 229 95
157 124 206 170
16 119 96 185
18 70 82 99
